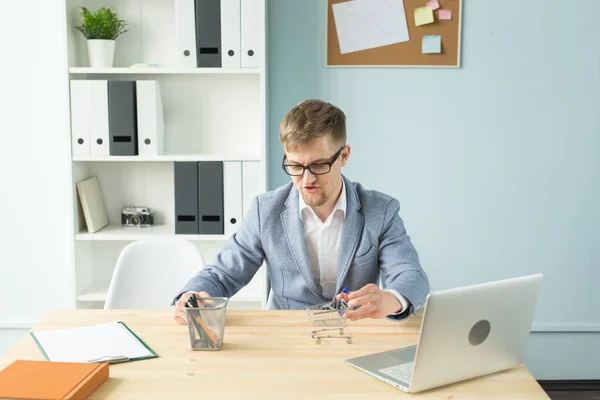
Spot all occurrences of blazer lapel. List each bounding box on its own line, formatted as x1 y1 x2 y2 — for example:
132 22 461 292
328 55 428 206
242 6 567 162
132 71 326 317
336 176 364 294
280 185 324 299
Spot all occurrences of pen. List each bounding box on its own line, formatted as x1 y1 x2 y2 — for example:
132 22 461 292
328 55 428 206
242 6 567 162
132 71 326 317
339 287 350 316
88 355 129 364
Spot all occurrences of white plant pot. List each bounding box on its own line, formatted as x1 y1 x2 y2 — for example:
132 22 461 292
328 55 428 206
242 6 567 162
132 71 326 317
87 39 115 68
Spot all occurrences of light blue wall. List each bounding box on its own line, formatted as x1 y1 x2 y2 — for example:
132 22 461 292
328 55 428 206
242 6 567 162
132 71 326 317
268 0 600 379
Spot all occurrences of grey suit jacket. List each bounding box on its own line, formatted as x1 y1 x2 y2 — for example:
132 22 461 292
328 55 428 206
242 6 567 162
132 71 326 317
175 176 430 319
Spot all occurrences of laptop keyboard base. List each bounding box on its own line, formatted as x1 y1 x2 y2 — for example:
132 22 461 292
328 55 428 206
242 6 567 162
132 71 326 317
379 362 414 384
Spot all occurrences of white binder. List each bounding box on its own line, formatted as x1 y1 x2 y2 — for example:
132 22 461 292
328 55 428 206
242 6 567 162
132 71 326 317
89 80 109 156
241 0 261 68
136 81 164 156
175 0 198 68
69 80 91 156
221 0 241 68
242 161 261 218
223 161 243 236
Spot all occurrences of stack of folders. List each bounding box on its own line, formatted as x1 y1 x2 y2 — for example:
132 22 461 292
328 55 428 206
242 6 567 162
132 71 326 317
175 0 261 68
174 160 261 235
70 80 164 157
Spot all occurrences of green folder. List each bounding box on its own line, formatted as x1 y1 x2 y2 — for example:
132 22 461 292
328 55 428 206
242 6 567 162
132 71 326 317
30 321 158 364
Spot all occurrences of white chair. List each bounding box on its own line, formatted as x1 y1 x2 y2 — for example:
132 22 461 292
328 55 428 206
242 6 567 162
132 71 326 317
104 239 205 310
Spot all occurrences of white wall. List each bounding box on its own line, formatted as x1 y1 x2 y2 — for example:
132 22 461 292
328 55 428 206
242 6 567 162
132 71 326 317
0 330 28 355
0 1 75 351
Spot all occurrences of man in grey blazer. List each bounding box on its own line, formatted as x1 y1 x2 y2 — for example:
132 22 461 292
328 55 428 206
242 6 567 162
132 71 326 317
173 100 429 324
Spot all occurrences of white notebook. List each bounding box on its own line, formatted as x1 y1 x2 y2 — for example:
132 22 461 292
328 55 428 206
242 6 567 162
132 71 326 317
30 321 157 364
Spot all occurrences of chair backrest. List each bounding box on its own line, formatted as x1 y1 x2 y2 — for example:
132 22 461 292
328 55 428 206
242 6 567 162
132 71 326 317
104 239 205 310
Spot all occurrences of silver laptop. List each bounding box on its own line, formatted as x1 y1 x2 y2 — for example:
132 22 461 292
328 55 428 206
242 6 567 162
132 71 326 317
345 274 543 393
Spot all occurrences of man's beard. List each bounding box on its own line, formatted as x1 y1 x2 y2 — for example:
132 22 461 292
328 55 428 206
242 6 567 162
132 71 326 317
301 190 327 208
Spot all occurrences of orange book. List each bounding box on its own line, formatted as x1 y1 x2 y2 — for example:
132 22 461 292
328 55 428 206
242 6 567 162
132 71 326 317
0 360 109 400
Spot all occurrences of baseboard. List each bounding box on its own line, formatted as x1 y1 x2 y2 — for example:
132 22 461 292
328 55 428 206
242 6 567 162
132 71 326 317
538 380 600 391
0 321 36 329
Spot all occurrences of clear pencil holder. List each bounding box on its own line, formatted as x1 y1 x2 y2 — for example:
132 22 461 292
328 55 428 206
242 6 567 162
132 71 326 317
184 296 229 351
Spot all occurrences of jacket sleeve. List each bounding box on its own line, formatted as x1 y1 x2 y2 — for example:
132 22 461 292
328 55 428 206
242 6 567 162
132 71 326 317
378 198 430 320
171 196 265 304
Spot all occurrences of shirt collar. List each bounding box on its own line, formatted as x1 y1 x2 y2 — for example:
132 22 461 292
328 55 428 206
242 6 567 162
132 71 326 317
299 179 347 221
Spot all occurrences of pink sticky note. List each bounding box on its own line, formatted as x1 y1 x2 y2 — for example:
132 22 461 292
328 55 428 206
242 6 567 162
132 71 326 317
438 9 452 20
426 0 440 10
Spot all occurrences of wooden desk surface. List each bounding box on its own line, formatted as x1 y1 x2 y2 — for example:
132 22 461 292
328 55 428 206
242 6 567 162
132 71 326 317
0 310 549 399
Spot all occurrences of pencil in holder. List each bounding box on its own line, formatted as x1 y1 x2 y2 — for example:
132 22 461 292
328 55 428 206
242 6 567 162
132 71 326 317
184 296 229 350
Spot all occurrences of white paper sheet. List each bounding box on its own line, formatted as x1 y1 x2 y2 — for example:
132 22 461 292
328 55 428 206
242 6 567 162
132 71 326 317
332 0 410 54
31 321 154 363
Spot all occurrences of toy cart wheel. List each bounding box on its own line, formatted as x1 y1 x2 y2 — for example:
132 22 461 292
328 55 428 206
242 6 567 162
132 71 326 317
316 338 322 345
347 338 352 344
311 334 315 339
339 329 344 335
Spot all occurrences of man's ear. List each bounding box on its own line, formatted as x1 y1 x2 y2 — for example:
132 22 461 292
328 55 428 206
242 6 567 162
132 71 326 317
340 145 351 166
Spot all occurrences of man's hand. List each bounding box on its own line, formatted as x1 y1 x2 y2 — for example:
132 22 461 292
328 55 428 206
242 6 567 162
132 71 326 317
336 284 402 321
173 291 211 325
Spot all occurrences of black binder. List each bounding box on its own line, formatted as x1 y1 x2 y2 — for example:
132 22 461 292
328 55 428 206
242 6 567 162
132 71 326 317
175 162 199 234
108 81 138 156
195 0 222 67
198 161 224 234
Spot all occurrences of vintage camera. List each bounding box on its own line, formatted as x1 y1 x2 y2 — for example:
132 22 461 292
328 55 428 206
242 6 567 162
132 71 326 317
121 206 154 227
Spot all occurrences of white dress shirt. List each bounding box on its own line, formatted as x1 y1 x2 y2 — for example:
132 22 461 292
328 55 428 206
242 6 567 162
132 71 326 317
299 180 409 314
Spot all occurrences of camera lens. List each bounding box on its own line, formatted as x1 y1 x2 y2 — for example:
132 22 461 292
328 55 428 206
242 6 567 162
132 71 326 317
131 216 140 225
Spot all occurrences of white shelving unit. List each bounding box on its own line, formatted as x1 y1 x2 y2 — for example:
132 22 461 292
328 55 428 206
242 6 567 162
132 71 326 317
69 67 260 75
72 154 261 162
64 0 268 310
74 224 228 241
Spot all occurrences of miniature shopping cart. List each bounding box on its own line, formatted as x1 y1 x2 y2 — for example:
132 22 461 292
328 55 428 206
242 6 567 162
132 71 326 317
307 299 352 344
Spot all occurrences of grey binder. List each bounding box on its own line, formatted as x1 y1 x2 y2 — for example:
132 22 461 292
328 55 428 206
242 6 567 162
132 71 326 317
198 161 224 234
195 0 222 67
175 162 199 234
108 81 138 155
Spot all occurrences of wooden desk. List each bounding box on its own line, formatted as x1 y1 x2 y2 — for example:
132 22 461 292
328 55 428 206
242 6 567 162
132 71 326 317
0 310 549 399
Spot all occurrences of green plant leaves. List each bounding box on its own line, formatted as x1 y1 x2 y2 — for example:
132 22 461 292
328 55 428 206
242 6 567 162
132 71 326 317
75 6 128 40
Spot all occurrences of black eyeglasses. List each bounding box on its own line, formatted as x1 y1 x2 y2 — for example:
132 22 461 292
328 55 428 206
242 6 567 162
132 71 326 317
282 146 345 176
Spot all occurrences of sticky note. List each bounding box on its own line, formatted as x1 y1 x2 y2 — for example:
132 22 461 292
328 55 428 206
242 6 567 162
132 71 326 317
422 35 442 54
426 0 440 11
414 7 434 26
438 9 452 20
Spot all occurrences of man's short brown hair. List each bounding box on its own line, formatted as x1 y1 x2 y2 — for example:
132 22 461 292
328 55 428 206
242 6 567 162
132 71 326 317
279 99 346 151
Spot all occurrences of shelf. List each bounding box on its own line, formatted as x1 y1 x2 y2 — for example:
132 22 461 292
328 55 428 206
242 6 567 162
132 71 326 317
77 280 110 302
77 281 262 306
75 224 229 241
72 154 262 162
69 67 261 75
77 283 261 307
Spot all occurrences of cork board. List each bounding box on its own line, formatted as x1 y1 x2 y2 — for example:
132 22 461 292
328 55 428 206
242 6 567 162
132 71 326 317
327 0 462 67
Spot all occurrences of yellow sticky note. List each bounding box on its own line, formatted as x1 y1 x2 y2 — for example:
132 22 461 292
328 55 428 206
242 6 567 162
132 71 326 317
414 7 434 26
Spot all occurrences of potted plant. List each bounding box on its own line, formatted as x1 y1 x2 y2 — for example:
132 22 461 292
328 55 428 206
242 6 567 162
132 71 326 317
76 6 128 68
